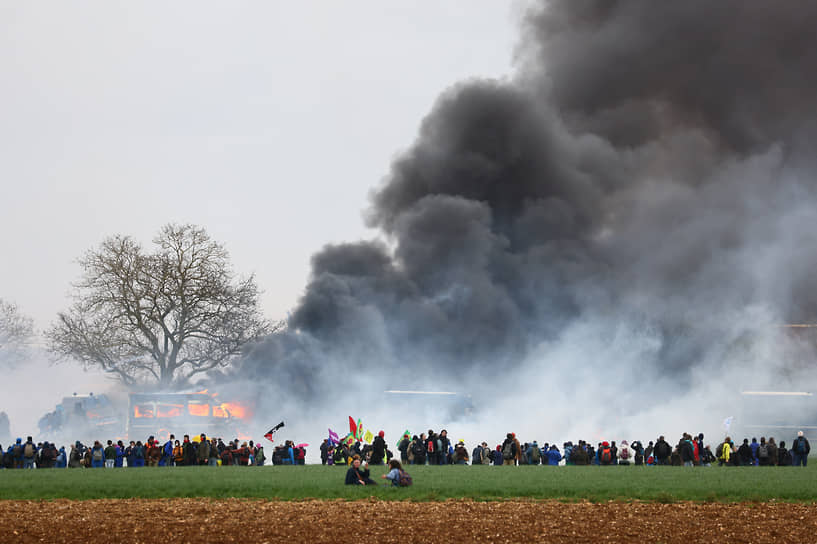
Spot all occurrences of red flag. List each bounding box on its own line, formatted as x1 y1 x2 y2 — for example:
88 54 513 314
348 416 357 438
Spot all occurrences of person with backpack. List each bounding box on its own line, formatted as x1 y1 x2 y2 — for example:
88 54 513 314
501 433 517 466
90 441 105 468
618 440 632 465
756 437 770 466
526 441 541 465
410 435 426 465
132 441 146 467
766 438 778 466
653 436 671 465
546 444 562 466
161 435 175 466
777 440 792 466
791 431 811 466
382 459 412 486
22 437 37 469
599 441 614 465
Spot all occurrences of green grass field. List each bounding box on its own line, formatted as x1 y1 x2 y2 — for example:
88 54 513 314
2 464 817 502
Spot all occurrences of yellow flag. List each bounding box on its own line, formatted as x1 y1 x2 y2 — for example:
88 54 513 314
364 430 374 444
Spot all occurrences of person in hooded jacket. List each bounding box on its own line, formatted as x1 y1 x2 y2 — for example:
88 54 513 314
653 436 672 465
371 431 387 465
546 445 562 465
777 441 792 466
90 441 105 468
738 439 753 466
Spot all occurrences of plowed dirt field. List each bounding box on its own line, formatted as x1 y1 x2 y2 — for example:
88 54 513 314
3 499 815 543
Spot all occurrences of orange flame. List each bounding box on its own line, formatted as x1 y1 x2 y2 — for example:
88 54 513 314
134 405 154 418
218 402 251 420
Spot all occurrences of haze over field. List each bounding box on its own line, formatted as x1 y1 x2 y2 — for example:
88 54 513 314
3 1 817 452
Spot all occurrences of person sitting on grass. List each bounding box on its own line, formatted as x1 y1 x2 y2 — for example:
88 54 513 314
345 454 376 485
382 459 404 486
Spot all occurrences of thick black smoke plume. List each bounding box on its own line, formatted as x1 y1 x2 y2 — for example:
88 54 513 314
238 1 817 407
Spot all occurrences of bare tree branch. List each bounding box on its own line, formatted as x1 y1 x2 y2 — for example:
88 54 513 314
47 223 271 387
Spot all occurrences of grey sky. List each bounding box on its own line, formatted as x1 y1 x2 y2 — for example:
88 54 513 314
1 1 520 332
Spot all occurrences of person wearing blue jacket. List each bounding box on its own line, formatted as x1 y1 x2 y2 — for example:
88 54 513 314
546 445 562 465
114 441 125 468
55 447 67 468
90 441 105 468
750 437 759 466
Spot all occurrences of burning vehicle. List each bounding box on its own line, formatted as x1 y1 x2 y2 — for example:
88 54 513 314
37 390 253 442
127 390 253 440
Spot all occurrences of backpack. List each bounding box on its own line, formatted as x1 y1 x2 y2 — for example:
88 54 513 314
412 441 425 457
92 448 103 461
758 444 768 458
502 442 514 460
397 469 413 487
12 444 22 458
427 440 434 453
716 443 725 458
23 443 34 458
601 448 612 464
620 447 630 460
530 446 541 462
135 446 144 459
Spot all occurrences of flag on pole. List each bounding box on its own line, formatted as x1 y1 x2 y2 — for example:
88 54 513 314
264 421 285 442
328 428 339 446
363 429 374 444
356 418 363 440
348 416 357 438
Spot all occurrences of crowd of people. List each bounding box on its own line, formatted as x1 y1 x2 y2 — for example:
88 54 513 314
1 428 811 469
321 429 812 468
0 434 307 468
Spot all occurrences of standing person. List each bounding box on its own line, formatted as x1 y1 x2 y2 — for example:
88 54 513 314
546 444 562 466
472 442 486 465
454 440 469 464
90 441 105 468
197 434 210 466
104 440 116 468
438 430 451 465
173 440 184 466
209 439 220 466
124 441 135 468
320 439 329 465
182 435 196 466
371 431 387 465
22 437 37 469
132 441 145 467
791 431 810 466
411 435 426 465
618 440 631 465
501 434 517 466
766 438 778 467
426 431 437 466
345 455 376 485
114 441 125 468
398 434 410 465
778 441 792 466
526 441 541 465
161 435 175 467
653 436 671 465
738 439 753 466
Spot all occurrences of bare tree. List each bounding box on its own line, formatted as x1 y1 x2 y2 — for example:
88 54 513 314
48 224 272 387
0 298 34 363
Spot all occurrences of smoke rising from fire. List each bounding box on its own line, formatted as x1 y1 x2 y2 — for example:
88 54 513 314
235 1 817 445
